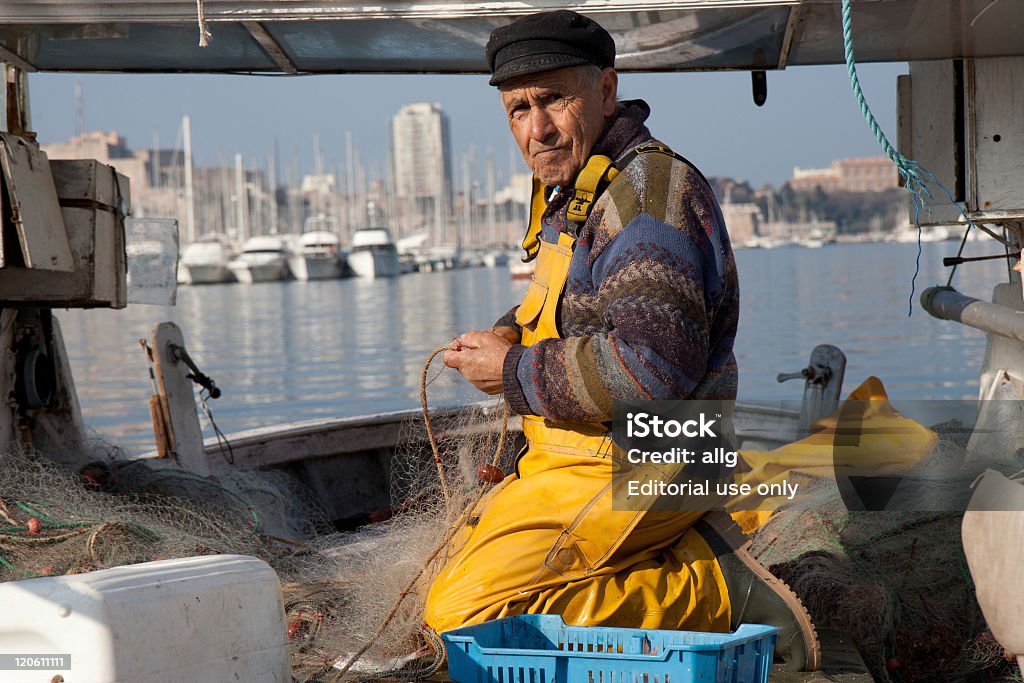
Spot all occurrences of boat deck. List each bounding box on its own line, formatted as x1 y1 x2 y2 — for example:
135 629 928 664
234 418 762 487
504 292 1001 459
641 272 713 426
771 630 874 683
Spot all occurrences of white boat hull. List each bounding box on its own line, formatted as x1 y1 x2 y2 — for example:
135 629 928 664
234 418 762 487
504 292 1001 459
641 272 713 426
228 261 288 284
290 255 344 281
509 260 534 280
184 263 234 284
483 252 511 268
349 249 399 279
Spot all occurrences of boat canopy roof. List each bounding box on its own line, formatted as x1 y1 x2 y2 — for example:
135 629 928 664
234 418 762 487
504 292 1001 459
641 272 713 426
0 1 1021 75
351 228 393 247
300 231 341 246
241 235 288 251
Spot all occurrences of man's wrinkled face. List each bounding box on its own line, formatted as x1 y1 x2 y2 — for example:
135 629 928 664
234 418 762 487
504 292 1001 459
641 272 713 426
500 66 618 188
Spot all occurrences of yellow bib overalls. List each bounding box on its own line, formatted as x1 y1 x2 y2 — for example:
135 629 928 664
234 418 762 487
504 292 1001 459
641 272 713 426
422 151 941 634
424 191 731 633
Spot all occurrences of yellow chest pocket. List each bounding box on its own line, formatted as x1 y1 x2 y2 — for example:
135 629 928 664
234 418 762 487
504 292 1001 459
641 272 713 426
516 232 576 346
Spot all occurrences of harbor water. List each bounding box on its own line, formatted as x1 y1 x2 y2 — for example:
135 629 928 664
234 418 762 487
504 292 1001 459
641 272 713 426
60 240 1007 454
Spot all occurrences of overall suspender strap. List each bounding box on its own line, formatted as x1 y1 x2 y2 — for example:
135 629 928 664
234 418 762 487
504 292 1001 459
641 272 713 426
567 155 619 223
521 176 548 262
520 143 698 261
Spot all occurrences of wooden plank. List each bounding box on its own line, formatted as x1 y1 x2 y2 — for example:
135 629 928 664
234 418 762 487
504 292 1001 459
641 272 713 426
0 309 17 447
150 322 208 475
0 43 36 73
0 133 73 271
973 56 1024 214
776 3 806 70
205 402 518 469
0 206 124 306
901 61 966 226
50 158 130 211
242 21 298 74
226 421 406 470
148 395 170 459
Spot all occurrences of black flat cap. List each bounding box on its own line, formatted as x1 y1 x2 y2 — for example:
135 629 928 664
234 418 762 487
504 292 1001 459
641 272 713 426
486 10 615 86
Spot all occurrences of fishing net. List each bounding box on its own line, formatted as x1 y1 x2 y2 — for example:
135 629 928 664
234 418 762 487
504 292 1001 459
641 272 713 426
749 425 1024 682
5 342 1024 683
0 393 520 682
284 398 521 682
0 442 277 580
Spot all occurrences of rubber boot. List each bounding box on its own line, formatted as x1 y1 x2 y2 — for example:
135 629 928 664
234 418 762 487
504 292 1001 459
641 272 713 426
695 511 821 672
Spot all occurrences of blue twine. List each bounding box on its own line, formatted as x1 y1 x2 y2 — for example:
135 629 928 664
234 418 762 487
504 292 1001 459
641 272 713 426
841 0 979 315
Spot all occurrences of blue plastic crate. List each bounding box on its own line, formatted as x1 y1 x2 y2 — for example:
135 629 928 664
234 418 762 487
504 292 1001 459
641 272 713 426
442 615 777 683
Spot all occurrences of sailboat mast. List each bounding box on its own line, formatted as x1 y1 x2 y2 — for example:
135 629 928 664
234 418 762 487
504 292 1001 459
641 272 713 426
235 153 248 242
289 148 300 236
486 147 496 249
182 115 197 244
268 151 278 235
346 131 356 232
461 153 470 247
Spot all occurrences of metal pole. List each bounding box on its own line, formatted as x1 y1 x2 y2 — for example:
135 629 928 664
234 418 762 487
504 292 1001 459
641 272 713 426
921 286 1024 343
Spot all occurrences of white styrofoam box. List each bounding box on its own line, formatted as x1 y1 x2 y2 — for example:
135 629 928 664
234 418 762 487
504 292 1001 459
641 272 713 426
0 554 290 683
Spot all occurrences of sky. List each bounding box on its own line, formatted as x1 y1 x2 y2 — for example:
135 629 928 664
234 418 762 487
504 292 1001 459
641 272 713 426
27 62 905 190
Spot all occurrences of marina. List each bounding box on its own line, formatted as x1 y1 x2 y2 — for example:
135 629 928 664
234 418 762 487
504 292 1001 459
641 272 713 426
64 241 1003 454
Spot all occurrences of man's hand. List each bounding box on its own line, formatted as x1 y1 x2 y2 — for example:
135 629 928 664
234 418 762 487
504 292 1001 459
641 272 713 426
443 330 513 395
491 325 522 344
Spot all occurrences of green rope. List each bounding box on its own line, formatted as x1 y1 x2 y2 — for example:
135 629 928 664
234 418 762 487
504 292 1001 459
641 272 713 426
0 553 17 571
14 501 91 528
14 501 97 529
841 0 981 315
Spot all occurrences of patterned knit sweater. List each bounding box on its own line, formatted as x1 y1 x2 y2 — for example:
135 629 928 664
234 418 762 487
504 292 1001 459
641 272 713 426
499 100 740 422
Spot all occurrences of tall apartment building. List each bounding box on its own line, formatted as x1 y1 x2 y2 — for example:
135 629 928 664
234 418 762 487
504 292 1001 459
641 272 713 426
389 103 453 243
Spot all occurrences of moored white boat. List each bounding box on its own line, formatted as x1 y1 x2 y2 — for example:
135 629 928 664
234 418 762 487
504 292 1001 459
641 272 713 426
796 237 826 248
889 225 953 243
483 251 511 268
348 228 400 279
178 235 235 285
509 259 534 280
227 236 291 284
289 231 345 281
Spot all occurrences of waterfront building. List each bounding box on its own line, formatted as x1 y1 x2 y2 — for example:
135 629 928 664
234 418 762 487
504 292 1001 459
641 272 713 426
389 103 453 244
43 130 273 243
42 131 180 218
790 156 899 193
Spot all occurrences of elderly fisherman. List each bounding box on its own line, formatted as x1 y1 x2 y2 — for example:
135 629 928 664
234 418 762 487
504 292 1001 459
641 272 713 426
429 10 819 671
